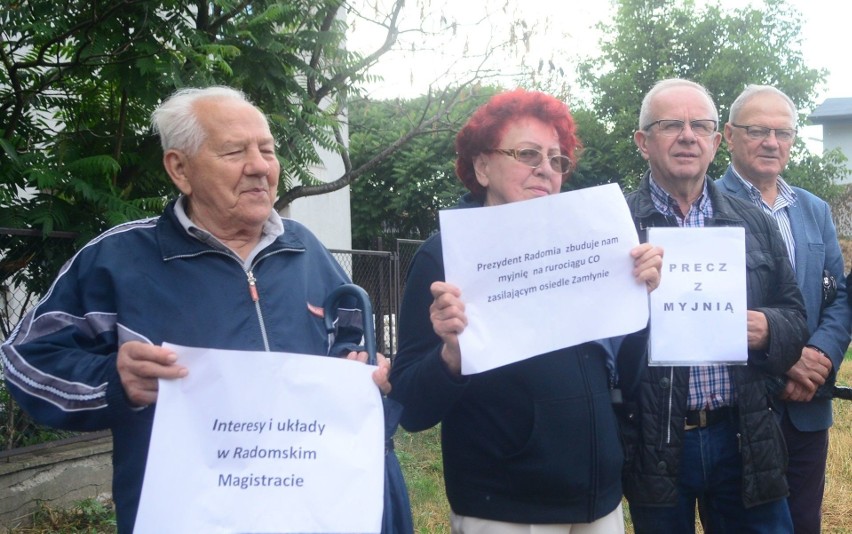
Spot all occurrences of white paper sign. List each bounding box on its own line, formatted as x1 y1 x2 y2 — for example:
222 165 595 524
648 227 748 365
439 183 648 375
134 344 384 534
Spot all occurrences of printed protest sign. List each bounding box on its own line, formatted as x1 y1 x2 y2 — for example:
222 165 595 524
134 344 384 533
648 227 747 365
439 183 648 374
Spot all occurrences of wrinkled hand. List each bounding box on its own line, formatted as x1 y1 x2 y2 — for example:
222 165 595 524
781 346 832 402
746 310 770 350
346 350 392 395
631 243 664 293
117 341 188 407
429 281 467 376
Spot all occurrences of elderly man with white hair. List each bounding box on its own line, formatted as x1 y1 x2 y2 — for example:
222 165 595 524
1 86 405 533
717 84 851 534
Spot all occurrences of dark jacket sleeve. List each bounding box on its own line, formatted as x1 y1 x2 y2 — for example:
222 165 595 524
1 244 139 432
388 235 469 432
615 326 649 399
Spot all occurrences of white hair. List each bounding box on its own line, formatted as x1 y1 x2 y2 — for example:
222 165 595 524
729 85 797 125
151 86 262 154
639 78 719 130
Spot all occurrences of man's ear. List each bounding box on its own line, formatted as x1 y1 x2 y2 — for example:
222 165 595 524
163 150 192 195
711 131 723 153
723 123 734 146
634 130 651 161
473 154 490 189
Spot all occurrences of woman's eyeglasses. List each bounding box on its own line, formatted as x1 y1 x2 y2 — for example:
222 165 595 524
485 148 572 174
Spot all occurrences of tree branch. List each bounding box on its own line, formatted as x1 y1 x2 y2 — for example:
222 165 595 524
275 83 470 208
312 0 403 104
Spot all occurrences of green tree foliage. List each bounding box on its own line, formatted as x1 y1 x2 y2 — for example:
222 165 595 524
348 86 500 248
0 0 407 291
784 147 849 201
576 0 841 194
568 105 627 192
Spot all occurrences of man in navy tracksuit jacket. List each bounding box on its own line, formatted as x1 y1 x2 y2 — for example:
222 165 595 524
0 87 407 533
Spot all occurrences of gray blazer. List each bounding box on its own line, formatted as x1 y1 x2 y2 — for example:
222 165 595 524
718 166 851 431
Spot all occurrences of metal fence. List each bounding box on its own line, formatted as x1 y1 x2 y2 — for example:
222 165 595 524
0 227 425 450
329 238 425 357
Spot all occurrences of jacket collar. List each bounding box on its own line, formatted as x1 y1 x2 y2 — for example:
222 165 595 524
157 198 306 262
720 164 798 208
457 191 484 209
633 170 744 227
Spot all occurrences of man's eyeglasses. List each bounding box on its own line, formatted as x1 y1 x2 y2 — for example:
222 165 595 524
730 123 797 143
643 119 718 137
485 148 573 174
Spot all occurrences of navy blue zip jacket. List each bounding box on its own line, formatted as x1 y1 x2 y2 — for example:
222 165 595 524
1 199 365 532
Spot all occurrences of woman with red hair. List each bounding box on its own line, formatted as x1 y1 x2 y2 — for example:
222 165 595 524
389 89 662 533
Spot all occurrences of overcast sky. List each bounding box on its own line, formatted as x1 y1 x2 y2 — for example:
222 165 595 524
349 0 851 106
347 0 850 150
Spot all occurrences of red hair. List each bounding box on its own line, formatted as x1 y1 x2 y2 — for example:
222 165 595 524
455 89 581 199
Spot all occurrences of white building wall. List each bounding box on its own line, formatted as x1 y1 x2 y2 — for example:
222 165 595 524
821 122 852 184
278 117 352 251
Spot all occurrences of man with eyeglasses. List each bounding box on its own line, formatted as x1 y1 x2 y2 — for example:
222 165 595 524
716 85 851 534
616 78 808 533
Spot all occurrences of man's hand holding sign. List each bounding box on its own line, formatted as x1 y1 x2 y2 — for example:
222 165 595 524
135 344 388 534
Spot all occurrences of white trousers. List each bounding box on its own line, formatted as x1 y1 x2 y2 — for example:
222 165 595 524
450 503 624 534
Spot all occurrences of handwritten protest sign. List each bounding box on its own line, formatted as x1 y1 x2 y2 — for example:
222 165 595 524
134 344 384 534
648 227 747 365
439 183 648 374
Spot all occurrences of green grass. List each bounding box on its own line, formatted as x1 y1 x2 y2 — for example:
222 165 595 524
395 426 451 533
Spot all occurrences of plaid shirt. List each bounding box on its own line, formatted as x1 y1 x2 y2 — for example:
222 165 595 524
729 166 797 270
649 176 736 411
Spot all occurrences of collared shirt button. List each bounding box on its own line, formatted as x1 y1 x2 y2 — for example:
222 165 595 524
659 377 670 389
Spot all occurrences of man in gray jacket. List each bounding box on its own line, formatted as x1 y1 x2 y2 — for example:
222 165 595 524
717 84 851 534
619 79 809 534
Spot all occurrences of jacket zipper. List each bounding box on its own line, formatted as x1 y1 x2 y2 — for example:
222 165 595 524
642 220 677 447
664 367 674 445
581 349 599 519
246 269 270 351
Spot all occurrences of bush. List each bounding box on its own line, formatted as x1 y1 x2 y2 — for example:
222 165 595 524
9 498 116 533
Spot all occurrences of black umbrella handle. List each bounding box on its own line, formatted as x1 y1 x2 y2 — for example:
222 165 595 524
831 385 852 401
769 375 852 401
323 284 376 365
